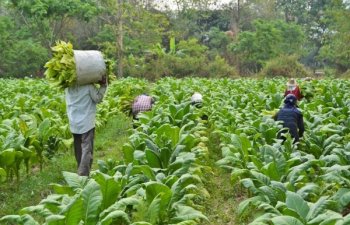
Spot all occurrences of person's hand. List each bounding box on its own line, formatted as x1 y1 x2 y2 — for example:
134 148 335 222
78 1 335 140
99 75 107 86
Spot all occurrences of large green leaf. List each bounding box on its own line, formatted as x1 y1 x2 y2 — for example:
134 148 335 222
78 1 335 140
82 180 103 225
93 172 121 209
0 214 40 225
100 197 140 218
155 124 180 149
98 210 130 225
170 205 208 223
145 149 162 168
169 221 197 225
237 196 265 216
286 191 309 221
145 194 162 224
131 222 152 225
38 118 51 141
0 148 16 166
130 165 156 180
62 171 88 189
45 214 65 225
61 196 83 225
306 196 330 221
0 167 6 182
145 182 171 204
271 215 304 225
123 144 134 163
307 210 342 225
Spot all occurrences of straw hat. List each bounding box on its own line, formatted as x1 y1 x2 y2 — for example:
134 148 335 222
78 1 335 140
286 78 297 86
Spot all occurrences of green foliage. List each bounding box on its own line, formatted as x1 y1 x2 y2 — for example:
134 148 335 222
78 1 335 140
319 1 350 72
260 55 310 78
9 0 98 20
0 0 349 78
44 41 76 89
125 38 236 79
0 16 48 77
339 70 350 78
2 77 350 224
206 27 232 59
200 55 239 78
44 41 115 89
230 19 305 74
177 38 208 57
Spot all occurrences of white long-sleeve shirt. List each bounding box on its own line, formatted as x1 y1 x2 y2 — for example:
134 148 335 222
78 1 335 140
65 84 106 134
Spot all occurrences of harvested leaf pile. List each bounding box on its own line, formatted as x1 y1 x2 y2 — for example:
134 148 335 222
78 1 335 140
45 41 115 89
44 41 76 89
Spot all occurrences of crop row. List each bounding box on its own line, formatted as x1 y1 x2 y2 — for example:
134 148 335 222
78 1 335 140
2 77 350 224
0 78 212 224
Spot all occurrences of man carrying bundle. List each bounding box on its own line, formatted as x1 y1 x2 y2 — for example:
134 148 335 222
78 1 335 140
65 76 107 176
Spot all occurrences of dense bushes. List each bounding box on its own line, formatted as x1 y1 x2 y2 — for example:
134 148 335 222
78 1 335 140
124 38 238 80
1 39 48 78
339 70 350 78
0 17 48 77
259 55 310 78
230 20 305 75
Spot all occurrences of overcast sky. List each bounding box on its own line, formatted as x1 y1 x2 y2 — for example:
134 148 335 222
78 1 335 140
155 0 350 10
154 0 233 10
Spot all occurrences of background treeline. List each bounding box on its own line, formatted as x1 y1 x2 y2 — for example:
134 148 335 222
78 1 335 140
0 0 350 79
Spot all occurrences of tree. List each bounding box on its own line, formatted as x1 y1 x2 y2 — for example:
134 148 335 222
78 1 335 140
230 19 305 73
0 16 48 77
116 0 124 78
319 0 350 72
7 0 98 48
276 0 308 23
90 0 170 77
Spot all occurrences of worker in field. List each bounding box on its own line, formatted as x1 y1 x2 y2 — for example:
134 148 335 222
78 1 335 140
65 76 107 176
274 94 305 143
191 92 203 108
191 92 208 120
284 78 303 101
131 94 155 120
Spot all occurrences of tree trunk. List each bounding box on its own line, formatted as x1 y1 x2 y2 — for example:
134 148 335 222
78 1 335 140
230 0 240 38
116 0 124 78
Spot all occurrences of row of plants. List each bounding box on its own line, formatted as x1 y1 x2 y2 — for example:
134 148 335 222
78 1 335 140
0 78 212 224
0 78 70 182
0 77 140 183
3 77 350 224
203 78 350 224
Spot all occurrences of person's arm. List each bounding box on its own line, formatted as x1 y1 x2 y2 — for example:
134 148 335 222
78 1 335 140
295 86 302 100
297 112 305 137
89 84 106 103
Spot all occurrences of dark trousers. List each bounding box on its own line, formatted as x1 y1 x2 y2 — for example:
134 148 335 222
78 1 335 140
73 128 95 176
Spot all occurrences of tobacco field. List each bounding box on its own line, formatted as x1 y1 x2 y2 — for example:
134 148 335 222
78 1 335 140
1 77 350 225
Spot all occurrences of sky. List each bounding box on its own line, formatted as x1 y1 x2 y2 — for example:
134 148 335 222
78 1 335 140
154 0 233 10
154 0 350 10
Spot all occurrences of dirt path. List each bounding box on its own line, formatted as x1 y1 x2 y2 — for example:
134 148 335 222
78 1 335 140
202 132 246 225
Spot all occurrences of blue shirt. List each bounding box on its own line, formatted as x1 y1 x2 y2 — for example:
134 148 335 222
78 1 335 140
65 84 106 134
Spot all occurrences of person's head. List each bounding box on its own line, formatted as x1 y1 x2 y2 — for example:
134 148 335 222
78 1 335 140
191 92 203 108
284 94 297 106
286 78 298 91
191 92 202 102
286 78 298 86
